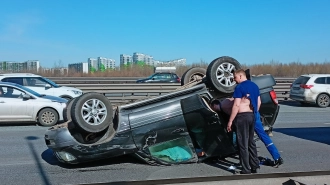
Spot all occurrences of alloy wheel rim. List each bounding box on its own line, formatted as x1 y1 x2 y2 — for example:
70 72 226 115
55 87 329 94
81 99 107 126
216 62 237 87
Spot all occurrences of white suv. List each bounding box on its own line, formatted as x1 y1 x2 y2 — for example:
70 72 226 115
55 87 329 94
289 74 330 107
0 73 83 100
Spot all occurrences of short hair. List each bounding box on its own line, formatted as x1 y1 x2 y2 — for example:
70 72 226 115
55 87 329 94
233 69 246 76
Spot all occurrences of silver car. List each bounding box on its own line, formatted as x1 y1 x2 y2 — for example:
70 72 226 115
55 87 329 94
0 82 67 126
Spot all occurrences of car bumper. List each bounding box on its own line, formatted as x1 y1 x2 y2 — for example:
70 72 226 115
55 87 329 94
44 124 137 164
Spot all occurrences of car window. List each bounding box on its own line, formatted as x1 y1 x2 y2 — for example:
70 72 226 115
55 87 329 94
25 77 48 87
148 137 194 163
1 77 24 85
293 76 310 85
314 77 326 84
0 86 25 99
327 77 330 84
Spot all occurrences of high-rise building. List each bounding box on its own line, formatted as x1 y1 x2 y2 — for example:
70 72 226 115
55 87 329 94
0 60 40 72
68 62 89 73
120 54 133 66
88 58 98 72
98 57 115 70
132 52 154 66
156 58 186 67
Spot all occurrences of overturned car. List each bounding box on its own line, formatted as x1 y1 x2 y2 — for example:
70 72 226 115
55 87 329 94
45 56 280 165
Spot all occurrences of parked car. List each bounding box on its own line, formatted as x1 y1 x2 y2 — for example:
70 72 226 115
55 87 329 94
0 82 67 126
289 74 330 107
136 72 180 83
45 56 280 165
0 73 83 100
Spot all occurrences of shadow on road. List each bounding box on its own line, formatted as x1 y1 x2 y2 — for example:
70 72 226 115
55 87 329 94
274 127 330 145
278 100 318 107
25 136 51 185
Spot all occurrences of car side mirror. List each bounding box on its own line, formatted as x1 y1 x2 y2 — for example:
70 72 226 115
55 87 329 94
45 84 51 88
22 94 31 100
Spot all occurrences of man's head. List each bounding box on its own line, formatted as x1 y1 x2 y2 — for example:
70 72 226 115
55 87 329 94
233 69 247 84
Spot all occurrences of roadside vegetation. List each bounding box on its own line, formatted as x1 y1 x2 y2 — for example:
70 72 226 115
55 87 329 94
8 60 330 78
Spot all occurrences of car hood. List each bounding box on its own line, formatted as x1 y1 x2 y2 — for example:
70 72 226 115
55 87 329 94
41 95 68 103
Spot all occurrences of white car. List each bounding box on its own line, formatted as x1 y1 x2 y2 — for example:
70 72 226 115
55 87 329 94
0 73 83 100
289 74 330 107
0 82 67 126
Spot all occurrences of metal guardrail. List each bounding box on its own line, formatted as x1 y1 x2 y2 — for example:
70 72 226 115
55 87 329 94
50 77 294 105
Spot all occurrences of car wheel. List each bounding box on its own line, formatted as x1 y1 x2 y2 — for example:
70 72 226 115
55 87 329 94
206 56 241 93
38 108 58 126
63 98 76 121
71 92 113 133
181 67 206 86
316 93 330 108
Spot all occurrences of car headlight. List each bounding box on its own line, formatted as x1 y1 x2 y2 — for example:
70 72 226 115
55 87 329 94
55 151 76 162
71 90 82 95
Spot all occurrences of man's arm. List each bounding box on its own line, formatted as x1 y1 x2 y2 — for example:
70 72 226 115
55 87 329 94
227 98 241 132
257 96 261 111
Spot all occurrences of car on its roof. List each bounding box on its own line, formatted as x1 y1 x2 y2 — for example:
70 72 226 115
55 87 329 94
0 73 83 100
289 74 330 107
0 82 67 126
44 56 280 165
136 72 180 83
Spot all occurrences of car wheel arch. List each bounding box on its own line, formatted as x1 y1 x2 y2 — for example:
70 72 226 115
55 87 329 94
316 93 330 108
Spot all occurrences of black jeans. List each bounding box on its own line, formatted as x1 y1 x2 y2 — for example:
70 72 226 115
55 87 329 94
233 112 259 174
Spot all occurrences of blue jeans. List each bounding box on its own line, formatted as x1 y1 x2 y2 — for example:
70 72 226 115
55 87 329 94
254 112 281 161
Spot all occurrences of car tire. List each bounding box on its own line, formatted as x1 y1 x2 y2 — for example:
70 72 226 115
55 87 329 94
316 93 330 108
71 92 113 133
206 56 241 93
181 67 206 86
63 98 76 121
38 108 59 126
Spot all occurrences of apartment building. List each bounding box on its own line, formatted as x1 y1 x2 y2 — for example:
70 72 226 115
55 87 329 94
120 54 133 66
68 62 89 73
0 60 40 72
98 57 115 70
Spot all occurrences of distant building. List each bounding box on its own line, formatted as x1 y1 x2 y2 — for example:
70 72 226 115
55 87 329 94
120 54 133 66
0 60 40 73
156 58 186 67
133 52 154 66
88 58 98 72
68 62 89 73
98 57 115 70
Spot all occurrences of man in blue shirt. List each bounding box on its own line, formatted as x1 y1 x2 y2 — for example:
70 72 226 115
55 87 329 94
227 69 260 174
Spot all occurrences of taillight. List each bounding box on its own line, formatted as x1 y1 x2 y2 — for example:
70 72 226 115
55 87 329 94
300 84 313 89
177 77 181 82
270 90 278 105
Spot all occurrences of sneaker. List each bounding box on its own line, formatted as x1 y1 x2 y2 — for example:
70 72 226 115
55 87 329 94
273 157 284 167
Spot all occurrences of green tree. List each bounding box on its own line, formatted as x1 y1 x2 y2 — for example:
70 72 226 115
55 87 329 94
100 63 106 72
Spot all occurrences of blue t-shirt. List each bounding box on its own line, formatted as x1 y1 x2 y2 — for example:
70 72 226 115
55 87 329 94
233 80 260 113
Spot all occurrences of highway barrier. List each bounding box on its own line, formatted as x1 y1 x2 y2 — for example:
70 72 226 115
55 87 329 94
49 77 294 105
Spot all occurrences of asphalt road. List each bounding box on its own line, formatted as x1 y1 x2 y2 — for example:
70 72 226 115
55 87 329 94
1 101 330 185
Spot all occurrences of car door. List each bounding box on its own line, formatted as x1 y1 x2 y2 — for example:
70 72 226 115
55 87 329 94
24 77 55 96
313 77 327 94
0 86 12 121
1 86 34 121
149 74 163 83
326 77 330 93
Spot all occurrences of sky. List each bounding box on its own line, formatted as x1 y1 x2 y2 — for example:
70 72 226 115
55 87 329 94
0 0 329 68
